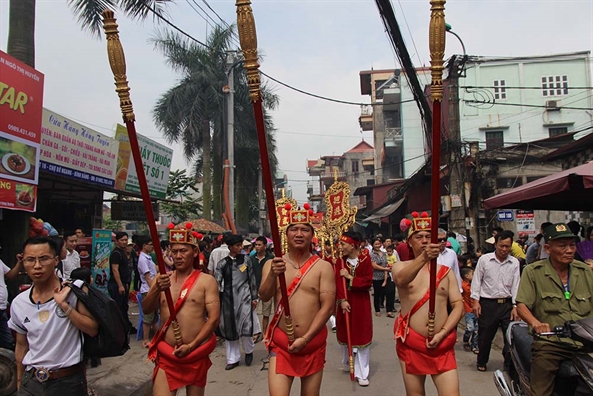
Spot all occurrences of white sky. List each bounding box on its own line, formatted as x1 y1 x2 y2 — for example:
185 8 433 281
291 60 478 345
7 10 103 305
1 0 592 204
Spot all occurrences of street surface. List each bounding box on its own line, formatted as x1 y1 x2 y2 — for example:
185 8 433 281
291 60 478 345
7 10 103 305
88 303 504 396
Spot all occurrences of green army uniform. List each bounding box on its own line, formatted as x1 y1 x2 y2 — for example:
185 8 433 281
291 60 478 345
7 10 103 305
516 223 593 396
517 258 593 347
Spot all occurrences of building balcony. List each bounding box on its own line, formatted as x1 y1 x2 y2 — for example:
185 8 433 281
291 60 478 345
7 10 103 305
320 171 347 181
385 127 403 150
359 105 373 131
309 194 324 202
383 86 401 111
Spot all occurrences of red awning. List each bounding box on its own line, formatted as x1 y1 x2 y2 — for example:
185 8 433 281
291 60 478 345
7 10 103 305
483 161 593 211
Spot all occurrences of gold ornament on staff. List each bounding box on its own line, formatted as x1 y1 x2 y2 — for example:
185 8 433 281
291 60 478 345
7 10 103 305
427 0 446 339
275 191 297 253
236 0 261 103
322 172 357 381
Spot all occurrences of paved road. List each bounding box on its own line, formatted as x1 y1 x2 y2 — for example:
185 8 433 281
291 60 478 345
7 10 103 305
88 302 505 396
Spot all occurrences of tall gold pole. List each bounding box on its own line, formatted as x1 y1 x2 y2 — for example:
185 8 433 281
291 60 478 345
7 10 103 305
236 0 294 343
102 10 182 346
427 0 446 339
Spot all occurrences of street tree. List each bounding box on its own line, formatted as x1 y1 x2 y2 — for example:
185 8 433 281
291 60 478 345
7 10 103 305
161 169 203 222
151 25 279 225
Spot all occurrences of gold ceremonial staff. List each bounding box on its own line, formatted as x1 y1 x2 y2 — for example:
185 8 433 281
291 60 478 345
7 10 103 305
235 0 295 343
427 0 446 339
101 10 182 346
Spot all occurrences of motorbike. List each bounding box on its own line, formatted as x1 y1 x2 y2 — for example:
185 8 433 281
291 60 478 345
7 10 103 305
0 271 31 396
494 319 593 396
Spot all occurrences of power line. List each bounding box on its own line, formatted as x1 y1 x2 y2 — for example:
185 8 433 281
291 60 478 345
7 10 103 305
200 0 231 28
184 0 215 28
261 70 416 107
462 85 593 90
463 99 593 111
142 2 211 48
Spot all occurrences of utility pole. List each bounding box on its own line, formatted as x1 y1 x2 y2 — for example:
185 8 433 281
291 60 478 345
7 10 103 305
225 53 235 221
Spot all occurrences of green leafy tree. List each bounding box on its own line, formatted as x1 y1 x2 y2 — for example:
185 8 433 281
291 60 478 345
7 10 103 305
102 210 123 232
152 25 279 226
161 169 203 222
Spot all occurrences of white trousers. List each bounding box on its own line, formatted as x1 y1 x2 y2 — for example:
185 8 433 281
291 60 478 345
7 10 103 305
342 344 370 381
329 315 336 328
253 309 262 335
226 337 255 364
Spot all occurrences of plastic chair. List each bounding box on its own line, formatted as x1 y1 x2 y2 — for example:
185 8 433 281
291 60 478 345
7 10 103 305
136 292 144 341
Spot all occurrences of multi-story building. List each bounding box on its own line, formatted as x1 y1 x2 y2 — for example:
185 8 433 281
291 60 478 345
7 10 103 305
307 141 374 209
359 51 592 184
359 68 433 182
455 51 593 147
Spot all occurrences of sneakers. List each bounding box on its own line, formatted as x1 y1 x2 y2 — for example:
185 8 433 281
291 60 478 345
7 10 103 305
357 378 369 387
332 326 336 333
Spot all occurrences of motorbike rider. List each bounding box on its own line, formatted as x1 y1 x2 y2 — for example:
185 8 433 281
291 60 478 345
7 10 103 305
516 223 593 396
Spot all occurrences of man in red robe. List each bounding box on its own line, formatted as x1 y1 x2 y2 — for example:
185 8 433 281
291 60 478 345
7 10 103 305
336 231 373 387
392 212 464 396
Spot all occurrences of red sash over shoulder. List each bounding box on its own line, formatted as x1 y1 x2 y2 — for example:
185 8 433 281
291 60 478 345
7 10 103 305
264 255 319 348
148 270 202 361
394 265 450 342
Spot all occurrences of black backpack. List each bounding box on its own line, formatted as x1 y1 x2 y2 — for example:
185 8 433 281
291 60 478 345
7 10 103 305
67 281 130 358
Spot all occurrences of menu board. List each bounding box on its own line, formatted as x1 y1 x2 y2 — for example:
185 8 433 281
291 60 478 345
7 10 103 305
75 236 93 269
0 51 44 212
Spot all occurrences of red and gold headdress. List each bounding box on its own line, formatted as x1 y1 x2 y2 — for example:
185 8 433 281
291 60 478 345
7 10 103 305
282 202 314 227
340 234 359 248
167 222 203 247
401 211 431 237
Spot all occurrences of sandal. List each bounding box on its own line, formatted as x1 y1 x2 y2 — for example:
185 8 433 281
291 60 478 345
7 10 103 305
472 347 479 354
375 312 381 317
477 365 487 372
386 312 395 318
463 343 471 352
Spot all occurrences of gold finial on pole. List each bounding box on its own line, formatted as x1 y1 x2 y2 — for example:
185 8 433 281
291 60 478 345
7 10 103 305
236 0 261 103
429 0 446 103
333 168 338 182
101 9 135 123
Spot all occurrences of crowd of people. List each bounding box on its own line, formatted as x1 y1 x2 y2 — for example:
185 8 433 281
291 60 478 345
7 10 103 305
0 212 591 396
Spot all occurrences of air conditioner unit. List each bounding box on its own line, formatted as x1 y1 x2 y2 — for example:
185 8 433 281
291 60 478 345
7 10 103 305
546 100 560 111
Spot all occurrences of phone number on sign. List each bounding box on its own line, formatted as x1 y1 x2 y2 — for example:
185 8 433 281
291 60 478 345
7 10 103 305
7 124 37 139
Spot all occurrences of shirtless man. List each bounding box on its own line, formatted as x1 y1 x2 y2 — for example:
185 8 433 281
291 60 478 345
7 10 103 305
392 212 464 396
259 209 335 396
142 225 220 396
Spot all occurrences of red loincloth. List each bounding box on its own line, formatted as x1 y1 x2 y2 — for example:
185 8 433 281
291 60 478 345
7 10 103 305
396 326 457 375
152 333 217 391
269 326 328 378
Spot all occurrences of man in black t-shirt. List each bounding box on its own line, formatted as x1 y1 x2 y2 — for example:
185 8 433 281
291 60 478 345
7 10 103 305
108 231 136 334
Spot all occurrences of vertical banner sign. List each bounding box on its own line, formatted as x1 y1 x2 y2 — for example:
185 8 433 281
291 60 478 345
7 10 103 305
0 51 44 212
114 124 173 198
91 229 112 295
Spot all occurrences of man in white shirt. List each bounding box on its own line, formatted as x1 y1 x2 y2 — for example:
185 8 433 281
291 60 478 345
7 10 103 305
61 231 80 280
0 256 23 349
471 231 520 372
436 229 463 292
137 235 158 348
8 236 98 394
208 234 230 274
